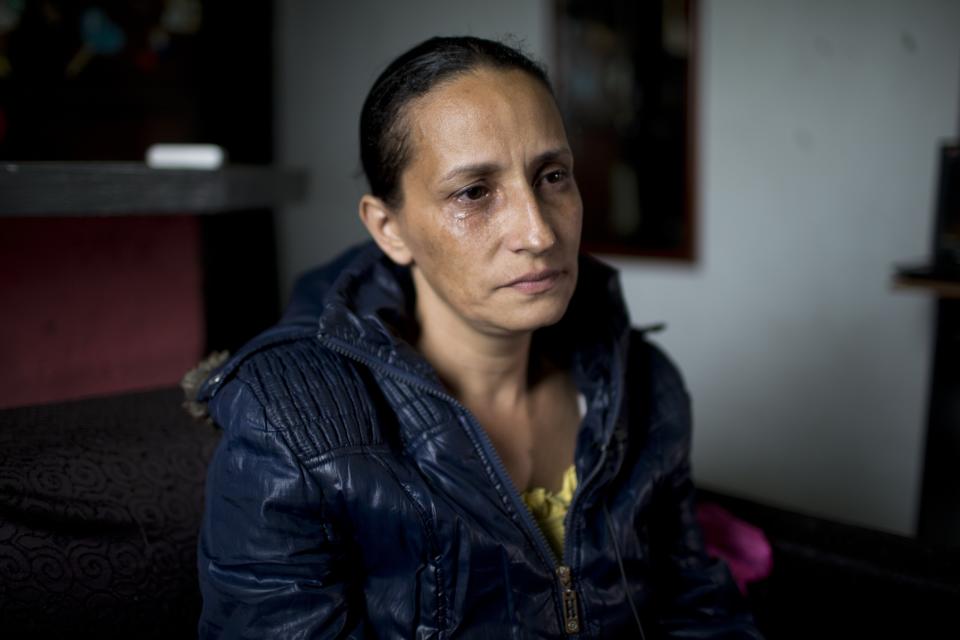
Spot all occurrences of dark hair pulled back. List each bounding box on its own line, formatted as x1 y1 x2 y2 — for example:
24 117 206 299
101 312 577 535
359 36 553 208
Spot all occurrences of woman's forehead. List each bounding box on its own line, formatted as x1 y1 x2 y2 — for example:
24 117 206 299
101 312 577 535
403 68 568 179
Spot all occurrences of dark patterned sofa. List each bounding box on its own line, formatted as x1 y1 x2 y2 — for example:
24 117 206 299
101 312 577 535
0 388 220 639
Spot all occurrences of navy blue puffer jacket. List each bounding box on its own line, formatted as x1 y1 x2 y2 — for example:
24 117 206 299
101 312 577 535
196 243 761 639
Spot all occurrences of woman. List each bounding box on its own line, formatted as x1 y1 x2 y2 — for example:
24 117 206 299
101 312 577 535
195 36 761 638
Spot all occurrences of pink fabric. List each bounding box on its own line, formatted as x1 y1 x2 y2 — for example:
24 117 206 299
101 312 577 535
697 502 773 593
0 216 204 409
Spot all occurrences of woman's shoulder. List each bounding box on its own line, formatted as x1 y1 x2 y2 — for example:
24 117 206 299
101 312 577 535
627 329 689 401
201 332 384 452
625 328 692 449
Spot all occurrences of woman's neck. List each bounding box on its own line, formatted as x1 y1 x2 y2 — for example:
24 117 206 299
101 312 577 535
409 268 581 493
412 277 533 414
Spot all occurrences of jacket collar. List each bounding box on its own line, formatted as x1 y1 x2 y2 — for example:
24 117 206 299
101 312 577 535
315 243 632 428
201 241 632 447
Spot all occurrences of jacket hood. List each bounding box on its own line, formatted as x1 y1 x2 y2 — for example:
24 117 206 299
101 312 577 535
199 241 632 408
315 243 632 389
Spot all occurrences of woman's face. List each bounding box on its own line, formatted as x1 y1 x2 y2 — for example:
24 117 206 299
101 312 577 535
390 67 583 336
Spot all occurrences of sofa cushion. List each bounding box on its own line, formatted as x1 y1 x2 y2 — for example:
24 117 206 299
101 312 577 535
0 387 220 638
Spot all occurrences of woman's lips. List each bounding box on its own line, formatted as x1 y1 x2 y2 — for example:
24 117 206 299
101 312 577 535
504 269 562 294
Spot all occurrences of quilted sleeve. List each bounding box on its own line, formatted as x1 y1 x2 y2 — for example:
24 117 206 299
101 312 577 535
197 377 370 640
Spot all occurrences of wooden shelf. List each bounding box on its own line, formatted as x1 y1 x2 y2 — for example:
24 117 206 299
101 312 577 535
0 162 307 216
892 274 960 298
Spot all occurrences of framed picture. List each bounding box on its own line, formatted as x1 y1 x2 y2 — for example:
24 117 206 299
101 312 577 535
554 0 697 260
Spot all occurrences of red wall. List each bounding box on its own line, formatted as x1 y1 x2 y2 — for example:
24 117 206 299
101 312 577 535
0 216 204 409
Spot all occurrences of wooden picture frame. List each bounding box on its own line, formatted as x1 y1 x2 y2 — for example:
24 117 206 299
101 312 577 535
554 0 698 260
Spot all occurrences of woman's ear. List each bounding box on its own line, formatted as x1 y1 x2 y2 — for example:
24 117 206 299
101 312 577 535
358 194 413 265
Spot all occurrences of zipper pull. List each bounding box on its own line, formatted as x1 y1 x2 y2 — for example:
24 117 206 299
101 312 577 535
556 565 580 634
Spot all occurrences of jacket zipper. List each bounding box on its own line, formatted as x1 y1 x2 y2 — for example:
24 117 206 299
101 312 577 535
556 565 580 634
319 335 613 636
556 349 620 636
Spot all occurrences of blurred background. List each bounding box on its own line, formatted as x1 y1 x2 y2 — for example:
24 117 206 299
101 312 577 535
273 0 959 540
1 0 959 637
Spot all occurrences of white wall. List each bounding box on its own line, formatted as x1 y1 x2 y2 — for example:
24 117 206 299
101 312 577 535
612 0 960 536
276 0 960 536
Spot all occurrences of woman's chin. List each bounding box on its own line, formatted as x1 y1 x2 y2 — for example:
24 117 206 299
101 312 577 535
492 291 575 334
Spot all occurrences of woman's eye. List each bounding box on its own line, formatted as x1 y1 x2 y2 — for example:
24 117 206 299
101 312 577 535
541 169 568 185
458 185 489 201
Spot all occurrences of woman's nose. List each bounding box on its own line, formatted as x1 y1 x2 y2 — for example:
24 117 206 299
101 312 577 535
505 186 557 254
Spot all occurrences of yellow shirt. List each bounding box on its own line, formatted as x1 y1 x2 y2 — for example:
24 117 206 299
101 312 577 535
521 464 578 558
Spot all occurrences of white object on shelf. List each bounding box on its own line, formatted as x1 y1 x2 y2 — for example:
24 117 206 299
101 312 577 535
146 144 225 169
